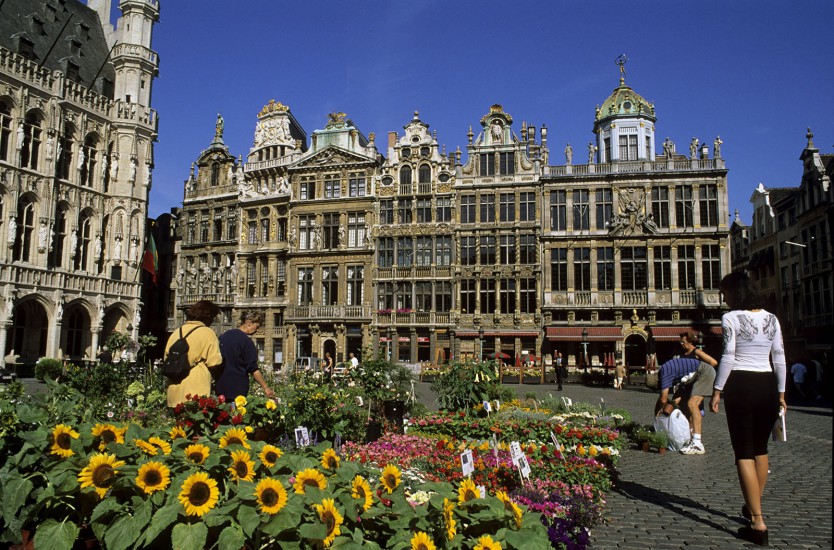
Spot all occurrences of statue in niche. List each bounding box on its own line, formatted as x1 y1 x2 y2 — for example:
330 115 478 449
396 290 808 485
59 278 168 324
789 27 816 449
77 148 85 171
129 159 137 182
129 238 138 265
564 143 573 165
94 236 102 259
176 268 184 288
277 176 290 195
69 229 78 256
45 136 54 160
7 217 16 246
338 224 346 246
490 121 503 144
114 238 123 262
16 123 24 150
110 155 118 180
38 221 48 250
238 176 257 198
281 119 291 142
145 163 152 185
55 302 63 323
100 154 108 183
713 136 723 158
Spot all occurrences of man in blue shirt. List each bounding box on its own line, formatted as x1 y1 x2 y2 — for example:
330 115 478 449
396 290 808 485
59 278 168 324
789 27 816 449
655 357 716 455
217 311 275 401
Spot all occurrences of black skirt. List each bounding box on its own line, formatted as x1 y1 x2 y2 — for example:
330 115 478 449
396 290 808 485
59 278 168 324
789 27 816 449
723 370 780 462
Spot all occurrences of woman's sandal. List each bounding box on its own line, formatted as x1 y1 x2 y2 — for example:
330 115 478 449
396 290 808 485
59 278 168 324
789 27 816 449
741 504 751 520
738 514 769 546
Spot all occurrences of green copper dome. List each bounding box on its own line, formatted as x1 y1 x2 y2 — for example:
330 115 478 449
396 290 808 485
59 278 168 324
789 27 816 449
594 79 656 128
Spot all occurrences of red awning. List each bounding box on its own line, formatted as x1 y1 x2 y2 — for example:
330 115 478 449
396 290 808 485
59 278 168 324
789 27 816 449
545 327 622 341
651 326 723 341
455 331 540 337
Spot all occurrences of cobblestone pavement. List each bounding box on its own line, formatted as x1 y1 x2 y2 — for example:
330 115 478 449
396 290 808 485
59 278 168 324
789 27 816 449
414 380 833 549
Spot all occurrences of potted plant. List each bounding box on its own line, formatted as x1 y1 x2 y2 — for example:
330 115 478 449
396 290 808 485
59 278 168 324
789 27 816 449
633 426 651 452
650 431 669 454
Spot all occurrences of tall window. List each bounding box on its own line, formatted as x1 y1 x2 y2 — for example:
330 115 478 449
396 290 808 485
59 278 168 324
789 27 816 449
550 190 567 230
213 211 223 241
378 282 394 310
50 206 67 268
480 195 495 223
500 193 515 222
187 213 196 245
260 218 270 244
618 134 638 160
399 165 412 192
519 192 535 222
651 187 670 228
701 244 721 290
499 152 515 175
677 245 696 289
377 237 394 267
415 281 432 311
397 198 412 224
246 260 256 298
520 278 536 313
260 259 270 297
416 236 432 266
519 235 535 264
348 173 366 197
297 267 313 305
460 279 476 314
479 153 495 176
436 197 452 222
595 189 612 230
573 190 589 231
379 200 394 225
298 215 314 250
574 247 591 291
699 184 719 227
418 164 431 184
346 265 363 305
416 198 431 223
348 212 365 247
675 186 694 228
247 220 258 245
436 236 452 266
597 247 614 291
620 246 647 291
653 246 672 290
551 248 567 291
500 279 516 313
480 235 496 265
461 195 476 223
13 199 36 263
200 211 210 242
480 279 496 314
79 134 97 187
0 100 11 162
57 124 73 180
323 213 339 249
227 210 237 240
396 237 413 267
299 177 315 200
324 174 340 198
436 281 452 312
395 282 412 310
500 234 515 264
460 236 476 266
322 266 338 305
20 112 42 170
210 162 220 186
603 137 611 163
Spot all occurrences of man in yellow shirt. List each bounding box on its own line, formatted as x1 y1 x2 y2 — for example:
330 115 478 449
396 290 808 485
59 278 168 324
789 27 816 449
165 300 222 408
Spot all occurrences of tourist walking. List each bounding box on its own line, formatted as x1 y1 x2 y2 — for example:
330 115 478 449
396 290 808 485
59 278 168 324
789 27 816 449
165 300 223 408
614 360 627 390
216 310 275 401
710 271 786 546
555 351 565 391
789 358 807 400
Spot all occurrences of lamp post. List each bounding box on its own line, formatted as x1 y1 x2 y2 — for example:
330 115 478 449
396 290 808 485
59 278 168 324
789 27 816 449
696 330 704 351
581 328 589 369
478 326 484 362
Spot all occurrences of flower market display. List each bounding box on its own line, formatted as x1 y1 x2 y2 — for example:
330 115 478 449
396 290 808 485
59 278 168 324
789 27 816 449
0 357 628 549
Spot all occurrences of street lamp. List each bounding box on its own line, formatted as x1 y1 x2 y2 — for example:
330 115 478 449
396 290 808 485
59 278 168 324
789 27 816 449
478 327 484 362
581 328 589 368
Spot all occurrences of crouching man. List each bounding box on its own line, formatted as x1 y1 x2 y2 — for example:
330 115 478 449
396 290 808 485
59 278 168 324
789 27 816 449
655 357 716 455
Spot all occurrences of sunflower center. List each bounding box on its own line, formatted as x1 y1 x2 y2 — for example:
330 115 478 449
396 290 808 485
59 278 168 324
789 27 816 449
189 482 210 506
234 461 249 477
144 470 162 486
261 488 278 507
417 544 428 550
464 489 477 500
228 437 243 446
265 451 277 463
323 511 335 533
303 478 319 488
356 486 366 498
92 464 116 488
102 430 116 443
56 433 72 448
188 452 204 463
384 474 394 486
327 458 337 468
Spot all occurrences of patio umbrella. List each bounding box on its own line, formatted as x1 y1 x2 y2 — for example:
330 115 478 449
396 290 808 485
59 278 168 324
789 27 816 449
488 351 511 359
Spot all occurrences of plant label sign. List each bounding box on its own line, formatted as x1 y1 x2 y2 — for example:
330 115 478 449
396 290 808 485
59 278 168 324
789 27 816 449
494 400 501 411
333 433 342 453
491 434 499 461
600 398 606 412
561 396 572 409
295 426 310 447
518 455 531 479
549 431 562 451
509 441 523 466
482 400 492 413
356 396 364 407
460 449 474 477
477 485 486 498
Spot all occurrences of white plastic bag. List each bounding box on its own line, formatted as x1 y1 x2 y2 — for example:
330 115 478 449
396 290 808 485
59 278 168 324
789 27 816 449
653 409 691 451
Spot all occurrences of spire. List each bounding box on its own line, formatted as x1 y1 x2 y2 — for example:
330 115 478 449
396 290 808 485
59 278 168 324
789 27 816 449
806 127 815 149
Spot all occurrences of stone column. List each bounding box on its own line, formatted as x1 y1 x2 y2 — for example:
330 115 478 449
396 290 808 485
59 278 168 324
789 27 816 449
91 327 101 363
0 322 9 368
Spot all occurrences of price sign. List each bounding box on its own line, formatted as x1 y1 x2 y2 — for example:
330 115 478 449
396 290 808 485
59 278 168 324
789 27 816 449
600 397 606 412
518 455 531 479
356 396 364 406
295 426 310 447
561 396 572 409
460 449 474 477
510 441 523 466
477 485 486 498
483 400 492 413
494 400 501 411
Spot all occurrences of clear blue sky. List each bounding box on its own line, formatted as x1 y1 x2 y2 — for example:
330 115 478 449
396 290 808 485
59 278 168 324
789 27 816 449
145 1 833 224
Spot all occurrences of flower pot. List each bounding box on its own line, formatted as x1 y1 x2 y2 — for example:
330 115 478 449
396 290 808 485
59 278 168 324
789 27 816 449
421 374 436 383
502 375 520 384
658 446 667 455
640 441 650 452
523 376 541 385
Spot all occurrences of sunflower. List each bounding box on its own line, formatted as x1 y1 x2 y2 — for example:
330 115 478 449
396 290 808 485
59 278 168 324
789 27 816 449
292 468 327 494
78 453 126 499
442 498 457 541
255 477 288 515
91 423 126 451
495 491 523 529
350 475 373 512
410 531 436 550
259 444 283 467
380 464 401 494
135 461 171 495
234 395 247 408
50 424 79 458
314 498 344 547
178 472 220 517
228 449 256 483
184 443 210 465
134 438 158 456
473 535 502 550
169 425 188 440
148 436 172 455
457 478 480 505
219 427 250 449
321 448 340 470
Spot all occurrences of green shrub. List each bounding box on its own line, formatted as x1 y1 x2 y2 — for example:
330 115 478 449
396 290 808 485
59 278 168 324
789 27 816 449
34 357 63 382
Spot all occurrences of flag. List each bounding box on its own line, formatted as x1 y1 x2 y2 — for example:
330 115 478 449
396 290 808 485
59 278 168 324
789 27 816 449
141 233 158 285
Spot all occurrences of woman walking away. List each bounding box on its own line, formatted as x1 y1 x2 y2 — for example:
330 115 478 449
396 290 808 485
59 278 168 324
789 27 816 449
710 272 786 546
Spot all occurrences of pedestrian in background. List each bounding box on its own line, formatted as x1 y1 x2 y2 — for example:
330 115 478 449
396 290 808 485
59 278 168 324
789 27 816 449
216 311 275 401
710 271 786 546
614 360 627 390
555 351 565 391
789 358 807 400
165 300 223 408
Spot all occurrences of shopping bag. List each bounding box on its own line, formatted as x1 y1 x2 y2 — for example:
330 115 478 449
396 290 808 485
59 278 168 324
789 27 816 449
653 409 690 451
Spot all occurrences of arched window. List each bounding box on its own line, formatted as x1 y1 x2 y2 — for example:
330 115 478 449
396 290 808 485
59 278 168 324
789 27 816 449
419 164 431 184
49 205 68 268
399 165 412 186
79 134 98 187
57 122 75 180
75 214 92 271
20 112 42 170
13 198 35 262
0 100 11 162
210 162 220 186
103 143 113 192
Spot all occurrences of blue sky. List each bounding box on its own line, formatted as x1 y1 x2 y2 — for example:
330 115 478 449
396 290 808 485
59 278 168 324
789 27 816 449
145 1 833 223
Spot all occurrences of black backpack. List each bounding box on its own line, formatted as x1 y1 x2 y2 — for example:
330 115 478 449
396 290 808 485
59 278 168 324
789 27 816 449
160 326 202 382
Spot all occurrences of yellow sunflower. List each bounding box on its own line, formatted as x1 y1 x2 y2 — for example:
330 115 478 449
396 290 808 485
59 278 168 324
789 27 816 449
255 477 288 515
314 498 344 547
134 438 158 456
259 444 283 467
169 425 187 440
265 398 277 410
178 472 220 517
78 453 126 499
495 491 523 529
293 468 327 494
219 427 250 449
410 531 436 550
350 475 373 512
227 449 256 483
135 461 171 495
148 436 172 455
473 535 502 550
50 424 79 458
380 464 401 494
91 423 126 451
184 443 210 465
457 478 480 505
234 395 247 408
443 498 457 541
321 448 340 470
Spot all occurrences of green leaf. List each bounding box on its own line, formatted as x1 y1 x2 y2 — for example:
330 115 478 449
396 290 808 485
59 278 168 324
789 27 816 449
33 519 79 550
140 502 179 546
89 497 123 524
261 508 301 536
171 522 208 550
299 522 327 541
104 514 141 550
1 477 32 520
218 524 245 549
237 504 262 538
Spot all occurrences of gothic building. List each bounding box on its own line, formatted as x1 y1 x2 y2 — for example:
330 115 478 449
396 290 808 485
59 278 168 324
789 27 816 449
173 73 731 371
0 0 159 369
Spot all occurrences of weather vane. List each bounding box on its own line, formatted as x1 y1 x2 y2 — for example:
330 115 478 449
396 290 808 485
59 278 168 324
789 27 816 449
615 54 628 82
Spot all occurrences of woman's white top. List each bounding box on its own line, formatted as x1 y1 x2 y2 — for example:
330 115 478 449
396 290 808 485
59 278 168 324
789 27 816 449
714 309 787 392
